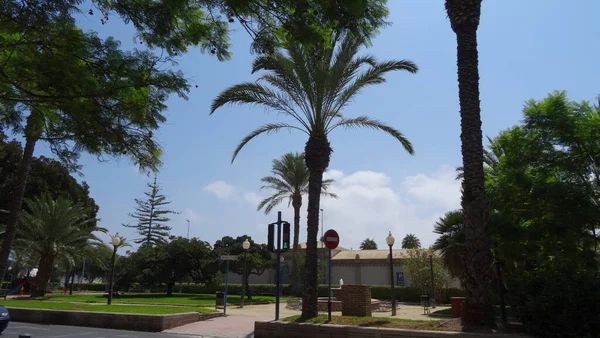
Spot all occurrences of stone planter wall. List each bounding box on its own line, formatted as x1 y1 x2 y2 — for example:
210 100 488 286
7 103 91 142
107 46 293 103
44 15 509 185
6 307 222 332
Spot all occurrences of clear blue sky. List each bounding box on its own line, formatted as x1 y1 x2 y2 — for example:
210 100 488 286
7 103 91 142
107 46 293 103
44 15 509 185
30 0 600 249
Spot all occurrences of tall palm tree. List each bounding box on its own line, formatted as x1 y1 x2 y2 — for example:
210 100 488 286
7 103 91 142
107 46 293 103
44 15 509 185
258 152 336 294
401 234 421 249
211 33 417 318
16 194 105 296
445 0 494 326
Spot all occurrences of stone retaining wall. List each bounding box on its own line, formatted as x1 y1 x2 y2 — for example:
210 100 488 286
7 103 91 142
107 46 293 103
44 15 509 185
254 321 531 338
7 307 222 332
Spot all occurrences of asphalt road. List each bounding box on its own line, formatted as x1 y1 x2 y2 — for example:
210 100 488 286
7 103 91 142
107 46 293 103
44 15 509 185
2 322 204 338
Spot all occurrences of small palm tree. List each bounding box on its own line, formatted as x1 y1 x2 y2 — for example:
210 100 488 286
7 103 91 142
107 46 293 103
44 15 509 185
359 238 377 250
16 194 105 296
432 210 465 280
211 33 417 318
401 234 421 249
258 152 336 294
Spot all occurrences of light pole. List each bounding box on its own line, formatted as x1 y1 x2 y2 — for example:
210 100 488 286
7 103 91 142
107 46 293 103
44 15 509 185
386 231 396 316
107 233 121 305
320 208 324 283
241 238 250 308
429 254 436 308
186 219 190 239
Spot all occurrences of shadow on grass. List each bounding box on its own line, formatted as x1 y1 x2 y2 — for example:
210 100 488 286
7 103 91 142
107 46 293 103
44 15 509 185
357 320 393 327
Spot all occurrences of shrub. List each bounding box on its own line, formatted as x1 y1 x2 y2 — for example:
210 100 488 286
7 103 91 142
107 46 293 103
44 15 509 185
507 260 600 337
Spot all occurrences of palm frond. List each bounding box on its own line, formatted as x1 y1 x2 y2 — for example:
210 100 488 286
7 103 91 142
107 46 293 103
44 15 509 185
232 123 306 163
329 116 414 155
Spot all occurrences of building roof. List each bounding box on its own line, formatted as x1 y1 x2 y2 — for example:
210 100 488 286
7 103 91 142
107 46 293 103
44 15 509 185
332 249 439 261
297 241 348 251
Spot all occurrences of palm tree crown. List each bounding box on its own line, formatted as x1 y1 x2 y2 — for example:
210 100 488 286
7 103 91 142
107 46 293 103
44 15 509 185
16 194 105 295
210 33 417 161
258 152 336 214
360 238 378 250
432 210 465 279
401 233 421 249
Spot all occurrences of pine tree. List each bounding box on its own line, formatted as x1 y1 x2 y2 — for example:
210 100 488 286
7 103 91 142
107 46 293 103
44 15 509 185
123 176 177 246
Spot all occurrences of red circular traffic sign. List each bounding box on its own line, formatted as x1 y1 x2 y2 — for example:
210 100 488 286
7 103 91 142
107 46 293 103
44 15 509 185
323 229 340 250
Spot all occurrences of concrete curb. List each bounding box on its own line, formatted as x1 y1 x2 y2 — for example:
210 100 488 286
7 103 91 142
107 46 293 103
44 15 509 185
254 320 531 338
6 307 224 332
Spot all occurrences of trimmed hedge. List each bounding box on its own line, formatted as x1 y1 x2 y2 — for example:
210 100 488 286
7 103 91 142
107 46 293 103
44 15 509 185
180 283 463 303
73 281 463 304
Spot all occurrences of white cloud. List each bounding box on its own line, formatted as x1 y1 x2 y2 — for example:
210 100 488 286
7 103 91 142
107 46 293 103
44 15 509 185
403 165 461 210
204 180 236 200
244 192 263 207
316 166 460 250
183 208 201 221
203 166 461 250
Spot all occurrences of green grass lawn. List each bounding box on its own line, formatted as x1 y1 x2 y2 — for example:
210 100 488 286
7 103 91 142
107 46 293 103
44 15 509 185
282 315 459 332
39 293 286 306
0 300 214 314
432 308 452 316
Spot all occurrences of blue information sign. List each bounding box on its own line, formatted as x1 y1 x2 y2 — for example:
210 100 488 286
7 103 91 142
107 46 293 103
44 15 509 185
396 272 405 286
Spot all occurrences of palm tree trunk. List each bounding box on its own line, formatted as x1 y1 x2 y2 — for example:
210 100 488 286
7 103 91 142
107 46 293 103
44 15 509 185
290 195 302 296
301 135 332 319
446 0 494 327
0 111 41 282
31 254 54 297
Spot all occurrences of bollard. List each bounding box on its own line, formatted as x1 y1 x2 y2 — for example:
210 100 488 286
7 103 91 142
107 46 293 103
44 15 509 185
19 334 32 338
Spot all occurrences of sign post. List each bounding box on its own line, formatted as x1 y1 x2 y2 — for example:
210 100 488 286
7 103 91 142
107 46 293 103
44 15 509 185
266 212 290 321
220 255 238 316
275 211 282 320
323 229 340 322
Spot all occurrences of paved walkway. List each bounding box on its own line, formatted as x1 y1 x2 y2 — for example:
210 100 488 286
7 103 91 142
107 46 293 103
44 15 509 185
165 303 449 338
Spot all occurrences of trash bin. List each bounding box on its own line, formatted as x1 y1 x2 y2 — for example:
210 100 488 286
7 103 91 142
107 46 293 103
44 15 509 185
420 294 430 307
215 291 225 309
420 294 430 314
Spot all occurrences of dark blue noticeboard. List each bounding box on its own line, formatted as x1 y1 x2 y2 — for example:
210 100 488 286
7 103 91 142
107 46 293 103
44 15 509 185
396 272 405 286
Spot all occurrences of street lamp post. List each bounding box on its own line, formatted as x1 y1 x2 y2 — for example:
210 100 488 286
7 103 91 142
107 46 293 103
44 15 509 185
241 239 250 308
107 233 121 305
386 231 396 316
186 220 190 239
320 208 324 283
429 254 436 308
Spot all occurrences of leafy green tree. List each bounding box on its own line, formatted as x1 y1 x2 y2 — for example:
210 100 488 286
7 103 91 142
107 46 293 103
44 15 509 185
258 152 336 294
401 234 421 249
15 194 105 296
0 18 189 280
359 238 378 250
0 0 391 285
445 0 494 326
522 91 600 249
154 237 215 296
78 244 113 284
114 237 214 295
0 134 98 227
211 33 417 318
402 249 450 299
123 175 178 246
213 236 275 300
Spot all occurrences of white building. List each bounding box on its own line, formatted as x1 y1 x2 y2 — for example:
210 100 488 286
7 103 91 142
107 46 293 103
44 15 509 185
224 242 460 288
